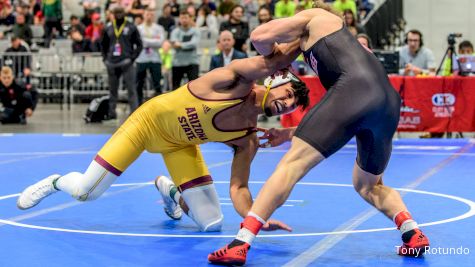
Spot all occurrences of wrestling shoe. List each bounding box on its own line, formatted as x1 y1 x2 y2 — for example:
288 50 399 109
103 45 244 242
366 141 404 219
208 240 250 266
17 174 60 210
398 229 430 257
155 175 182 220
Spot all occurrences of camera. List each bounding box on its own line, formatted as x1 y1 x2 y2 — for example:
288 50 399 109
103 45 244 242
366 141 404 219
447 33 462 46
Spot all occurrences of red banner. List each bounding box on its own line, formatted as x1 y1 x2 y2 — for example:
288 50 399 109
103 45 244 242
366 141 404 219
281 76 475 132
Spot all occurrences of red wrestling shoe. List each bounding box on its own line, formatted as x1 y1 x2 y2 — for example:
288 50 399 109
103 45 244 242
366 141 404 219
208 240 250 266
398 229 430 257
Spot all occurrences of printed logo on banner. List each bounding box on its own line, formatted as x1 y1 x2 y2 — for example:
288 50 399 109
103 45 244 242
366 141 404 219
432 93 456 118
398 105 421 129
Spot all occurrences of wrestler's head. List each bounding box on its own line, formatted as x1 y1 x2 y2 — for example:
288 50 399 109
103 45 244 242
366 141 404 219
260 73 310 116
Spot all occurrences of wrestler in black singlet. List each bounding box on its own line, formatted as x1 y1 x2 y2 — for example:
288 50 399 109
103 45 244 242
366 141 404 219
294 26 401 175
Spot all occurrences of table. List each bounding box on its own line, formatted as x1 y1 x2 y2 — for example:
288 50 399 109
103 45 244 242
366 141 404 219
281 76 475 132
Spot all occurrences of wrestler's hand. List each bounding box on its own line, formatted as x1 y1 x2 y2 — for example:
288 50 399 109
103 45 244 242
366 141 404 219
257 127 294 148
261 218 292 232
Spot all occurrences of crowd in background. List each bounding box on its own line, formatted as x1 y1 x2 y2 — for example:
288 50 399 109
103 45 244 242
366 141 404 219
0 0 473 125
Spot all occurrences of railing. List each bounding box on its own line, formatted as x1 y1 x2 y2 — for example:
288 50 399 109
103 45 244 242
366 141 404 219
362 0 404 50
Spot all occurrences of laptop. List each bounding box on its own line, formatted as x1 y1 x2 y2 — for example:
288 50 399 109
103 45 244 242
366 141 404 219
454 54 475 75
373 50 400 74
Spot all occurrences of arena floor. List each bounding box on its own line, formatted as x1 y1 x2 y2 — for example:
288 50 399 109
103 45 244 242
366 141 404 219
0 124 474 266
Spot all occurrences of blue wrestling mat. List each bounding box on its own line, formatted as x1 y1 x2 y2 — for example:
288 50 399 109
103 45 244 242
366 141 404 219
0 134 474 266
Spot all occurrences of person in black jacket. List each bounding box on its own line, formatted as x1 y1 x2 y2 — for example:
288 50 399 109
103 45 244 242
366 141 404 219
0 67 34 124
101 6 143 119
219 5 249 53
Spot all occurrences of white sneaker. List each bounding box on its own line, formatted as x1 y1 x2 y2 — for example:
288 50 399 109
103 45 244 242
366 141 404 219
155 176 182 220
17 174 61 210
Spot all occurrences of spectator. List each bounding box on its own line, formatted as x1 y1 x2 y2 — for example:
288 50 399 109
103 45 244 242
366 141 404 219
12 14 33 46
241 0 258 22
128 0 146 21
17 3 33 25
300 0 313 10
71 29 92 53
356 33 372 50
140 0 156 9
101 6 142 119
217 0 235 18
219 5 249 53
332 0 357 17
196 5 219 37
198 0 217 13
209 30 247 70
0 66 34 124
442 40 475 76
134 14 144 25
4 36 31 79
170 9 200 89
274 0 296 18
159 40 173 91
42 0 63 48
136 8 165 104
250 6 272 53
69 15 86 36
186 4 198 23
399 29 436 76
343 8 364 36
85 12 104 52
0 0 14 25
158 4 176 39
259 0 276 17
165 0 180 17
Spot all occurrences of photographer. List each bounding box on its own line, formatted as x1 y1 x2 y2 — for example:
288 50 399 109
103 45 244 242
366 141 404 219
0 66 34 124
399 29 436 76
442 39 474 76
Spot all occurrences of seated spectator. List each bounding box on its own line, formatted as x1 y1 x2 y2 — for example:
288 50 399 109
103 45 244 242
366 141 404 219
356 33 372 50
333 0 357 17
217 0 235 18
274 0 296 18
16 3 33 25
196 5 219 37
84 13 104 52
198 0 217 14
343 8 364 36
219 5 249 53
69 15 86 35
241 0 258 22
12 14 33 46
250 6 272 53
164 0 180 17
399 29 436 76
358 0 374 18
0 66 34 124
4 36 31 79
0 0 14 25
158 4 176 38
209 30 247 70
298 0 313 9
71 29 92 53
259 0 276 17
128 0 146 21
442 40 475 76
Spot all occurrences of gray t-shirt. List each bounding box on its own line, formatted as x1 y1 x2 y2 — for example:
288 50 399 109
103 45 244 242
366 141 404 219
136 23 165 64
170 27 201 67
398 45 436 75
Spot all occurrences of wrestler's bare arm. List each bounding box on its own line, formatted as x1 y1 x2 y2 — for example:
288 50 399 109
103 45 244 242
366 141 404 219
226 134 259 217
250 11 312 56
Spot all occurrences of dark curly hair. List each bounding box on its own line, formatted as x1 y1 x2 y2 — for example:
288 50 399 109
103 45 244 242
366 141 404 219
289 77 310 110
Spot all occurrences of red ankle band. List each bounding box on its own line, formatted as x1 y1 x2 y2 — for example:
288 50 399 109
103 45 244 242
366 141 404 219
394 211 413 229
240 216 264 235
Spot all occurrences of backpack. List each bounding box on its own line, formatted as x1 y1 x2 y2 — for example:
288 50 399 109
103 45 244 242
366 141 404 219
84 95 110 123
